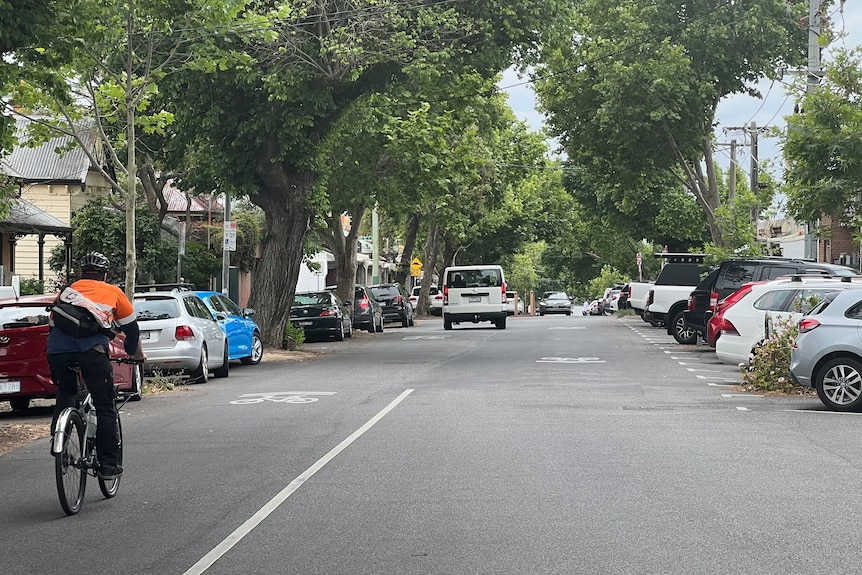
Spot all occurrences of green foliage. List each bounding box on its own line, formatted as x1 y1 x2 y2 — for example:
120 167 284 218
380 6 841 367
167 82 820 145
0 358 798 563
783 46 862 228
179 241 220 290
18 278 45 295
740 320 799 394
586 265 631 301
283 322 306 350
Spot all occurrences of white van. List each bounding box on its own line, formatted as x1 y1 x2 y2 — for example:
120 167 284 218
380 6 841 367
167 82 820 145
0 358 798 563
442 265 508 330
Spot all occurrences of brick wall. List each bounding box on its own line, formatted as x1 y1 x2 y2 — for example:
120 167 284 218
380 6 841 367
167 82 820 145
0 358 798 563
817 213 858 266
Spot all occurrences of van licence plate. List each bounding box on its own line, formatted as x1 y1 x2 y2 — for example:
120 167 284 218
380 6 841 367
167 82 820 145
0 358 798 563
468 296 482 303
0 381 21 394
140 331 151 340
296 321 314 326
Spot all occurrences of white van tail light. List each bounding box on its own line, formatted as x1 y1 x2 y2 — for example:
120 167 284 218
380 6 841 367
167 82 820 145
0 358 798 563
443 285 449 306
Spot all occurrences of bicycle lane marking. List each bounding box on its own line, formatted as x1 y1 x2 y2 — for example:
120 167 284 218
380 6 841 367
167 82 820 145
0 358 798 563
182 388 415 575
230 392 337 404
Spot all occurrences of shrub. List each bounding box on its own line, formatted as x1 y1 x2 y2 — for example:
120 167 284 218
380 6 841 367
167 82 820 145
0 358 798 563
18 277 44 295
283 321 305 350
740 318 798 393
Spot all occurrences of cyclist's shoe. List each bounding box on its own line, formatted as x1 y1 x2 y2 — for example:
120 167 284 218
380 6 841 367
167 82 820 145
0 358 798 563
98 465 123 479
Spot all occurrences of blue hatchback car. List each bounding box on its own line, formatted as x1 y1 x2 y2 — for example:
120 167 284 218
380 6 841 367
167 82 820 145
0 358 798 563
196 291 264 365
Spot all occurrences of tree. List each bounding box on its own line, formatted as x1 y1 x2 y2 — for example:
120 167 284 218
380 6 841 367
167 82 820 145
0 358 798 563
13 0 238 295
164 0 565 346
531 0 816 247
783 47 862 229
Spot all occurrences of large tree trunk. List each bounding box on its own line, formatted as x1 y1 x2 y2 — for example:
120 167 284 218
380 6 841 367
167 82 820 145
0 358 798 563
416 223 440 313
319 203 364 305
248 140 315 347
394 212 420 286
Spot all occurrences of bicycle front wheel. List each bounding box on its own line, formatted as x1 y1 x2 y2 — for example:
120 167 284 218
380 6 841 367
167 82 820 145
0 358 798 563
98 414 123 498
55 410 86 515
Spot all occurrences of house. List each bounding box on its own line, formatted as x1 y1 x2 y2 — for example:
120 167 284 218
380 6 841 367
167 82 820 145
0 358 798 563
0 116 113 287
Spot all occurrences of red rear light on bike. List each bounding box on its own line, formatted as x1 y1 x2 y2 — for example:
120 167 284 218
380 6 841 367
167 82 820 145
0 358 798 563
319 307 337 317
175 325 195 341
798 318 821 334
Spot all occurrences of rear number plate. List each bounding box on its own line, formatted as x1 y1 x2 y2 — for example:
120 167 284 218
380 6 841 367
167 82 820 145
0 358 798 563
0 380 21 394
140 331 152 340
468 296 482 302
296 321 314 326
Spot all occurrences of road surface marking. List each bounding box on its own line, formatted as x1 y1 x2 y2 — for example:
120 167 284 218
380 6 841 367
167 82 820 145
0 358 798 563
230 392 336 405
736 407 749 411
721 393 763 398
183 389 415 575
536 356 606 364
403 335 448 340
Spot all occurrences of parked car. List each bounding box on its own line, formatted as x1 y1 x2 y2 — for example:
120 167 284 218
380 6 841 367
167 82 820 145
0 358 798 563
705 281 765 347
409 285 443 316
289 291 353 341
790 289 862 411
505 291 524 315
583 300 601 316
0 294 142 411
538 292 573 316
369 284 415 327
715 277 862 366
327 285 384 334
196 291 263 365
685 258 857 343
133 288 229 383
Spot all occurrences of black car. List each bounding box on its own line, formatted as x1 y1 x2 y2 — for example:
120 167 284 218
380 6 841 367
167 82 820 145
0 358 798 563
683 258 858 340
369 283 415 327
347 285 384 333
289 291 353 341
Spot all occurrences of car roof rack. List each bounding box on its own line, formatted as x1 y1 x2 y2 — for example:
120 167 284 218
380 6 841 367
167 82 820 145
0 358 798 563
134 282 195 293
652 253 707 264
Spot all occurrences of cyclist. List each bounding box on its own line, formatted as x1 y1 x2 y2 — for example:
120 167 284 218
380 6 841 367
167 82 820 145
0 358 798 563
47 252 145 479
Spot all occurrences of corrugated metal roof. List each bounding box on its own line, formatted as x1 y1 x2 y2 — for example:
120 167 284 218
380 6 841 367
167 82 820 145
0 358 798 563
0 198 72 234
163 183 223 215
0 116 97 183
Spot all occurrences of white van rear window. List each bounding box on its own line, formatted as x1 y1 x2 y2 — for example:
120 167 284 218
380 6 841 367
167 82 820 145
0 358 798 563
446 269 502 288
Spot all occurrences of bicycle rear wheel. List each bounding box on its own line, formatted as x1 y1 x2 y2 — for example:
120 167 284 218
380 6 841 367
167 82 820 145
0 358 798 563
55 410 86 515
98 414 123 498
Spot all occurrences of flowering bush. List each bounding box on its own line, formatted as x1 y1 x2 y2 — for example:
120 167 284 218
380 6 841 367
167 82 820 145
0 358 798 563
740 317 798 393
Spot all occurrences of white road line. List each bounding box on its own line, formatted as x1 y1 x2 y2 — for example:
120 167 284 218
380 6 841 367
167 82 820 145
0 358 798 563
686 367 722 373
182 389 415 575
736 407 749 411
721 393 763 398
707 383 736 387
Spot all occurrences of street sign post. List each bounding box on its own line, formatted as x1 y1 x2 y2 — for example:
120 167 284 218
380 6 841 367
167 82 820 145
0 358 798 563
410 257 422 277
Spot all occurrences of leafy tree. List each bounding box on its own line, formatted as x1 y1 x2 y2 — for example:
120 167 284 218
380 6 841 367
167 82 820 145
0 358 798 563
783 47 862 230
531 0 817 247
164 0 566 346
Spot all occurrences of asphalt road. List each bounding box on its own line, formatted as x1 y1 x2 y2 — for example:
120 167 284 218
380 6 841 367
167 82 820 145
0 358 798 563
2 313 861 574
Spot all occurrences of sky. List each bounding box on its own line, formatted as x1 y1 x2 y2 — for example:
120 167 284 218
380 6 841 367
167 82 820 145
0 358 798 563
500 0 861 192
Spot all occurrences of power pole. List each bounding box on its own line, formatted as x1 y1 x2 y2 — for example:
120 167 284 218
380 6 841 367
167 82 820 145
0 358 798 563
750 121 760 225
729 139 737 201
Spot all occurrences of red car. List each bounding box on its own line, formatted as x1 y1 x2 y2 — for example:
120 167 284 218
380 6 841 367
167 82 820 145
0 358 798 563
706 282 765 347
0 295 142 411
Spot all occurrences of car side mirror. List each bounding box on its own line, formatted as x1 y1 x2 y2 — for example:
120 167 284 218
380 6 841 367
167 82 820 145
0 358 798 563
214 312 228 321
243 308 255 318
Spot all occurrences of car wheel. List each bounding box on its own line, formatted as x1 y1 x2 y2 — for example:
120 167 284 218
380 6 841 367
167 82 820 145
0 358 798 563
671 311 697 345
401 313 409 328
213 344 230 378
190 346 209 384
240 332 264 365
496 317 506 330
335 319 345 341
9 397 29 411
444 317 453 330
815 357 862 412
375 315 384 332
408 313 415 327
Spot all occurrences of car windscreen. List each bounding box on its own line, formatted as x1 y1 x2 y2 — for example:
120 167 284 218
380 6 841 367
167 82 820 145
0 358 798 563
293 293 331 306
134 298 181 321
547 293 569 300
0 305 50 329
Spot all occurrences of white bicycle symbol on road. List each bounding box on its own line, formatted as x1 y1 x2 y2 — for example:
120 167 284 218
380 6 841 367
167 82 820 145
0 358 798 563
230 392 336 405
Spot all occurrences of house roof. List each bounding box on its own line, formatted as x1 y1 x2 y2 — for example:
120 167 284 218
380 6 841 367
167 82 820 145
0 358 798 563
1 116 98 184
0 198 73 236
162 183 223 216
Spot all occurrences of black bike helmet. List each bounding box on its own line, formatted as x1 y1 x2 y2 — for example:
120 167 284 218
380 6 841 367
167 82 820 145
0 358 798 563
80 251 110 273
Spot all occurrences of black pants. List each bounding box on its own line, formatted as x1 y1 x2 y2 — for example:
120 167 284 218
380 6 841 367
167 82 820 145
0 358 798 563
48 349 120 468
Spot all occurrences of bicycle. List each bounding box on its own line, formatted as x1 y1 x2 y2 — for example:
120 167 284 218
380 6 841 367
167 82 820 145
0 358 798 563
52 357 143 515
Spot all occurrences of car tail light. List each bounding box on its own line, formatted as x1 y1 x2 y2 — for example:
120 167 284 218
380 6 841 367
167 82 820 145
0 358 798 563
175 325 195 341
392 295 403 305
647 289 654 306
319 307 337 317
717 318 739 335
443 285 449 305
798 318 821 334
709 290 719 310
502 283 507 302
688 293 695 311
359 294 370 309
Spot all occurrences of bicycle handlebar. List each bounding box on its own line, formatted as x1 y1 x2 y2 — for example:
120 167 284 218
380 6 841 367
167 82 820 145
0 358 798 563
111 357 145 365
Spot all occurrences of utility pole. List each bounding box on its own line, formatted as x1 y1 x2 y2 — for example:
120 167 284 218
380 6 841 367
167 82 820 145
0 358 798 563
729 139 737 201
371 204 380 285
750 121 760 225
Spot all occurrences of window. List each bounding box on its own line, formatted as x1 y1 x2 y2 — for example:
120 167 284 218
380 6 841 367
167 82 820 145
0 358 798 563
0 305 50 328
134 298 180 321
185 296 213 320
845 299 862 319
215 294 243 316
752 289 795 311
719 263 756 291
761 266 801 280
791 289 839 314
